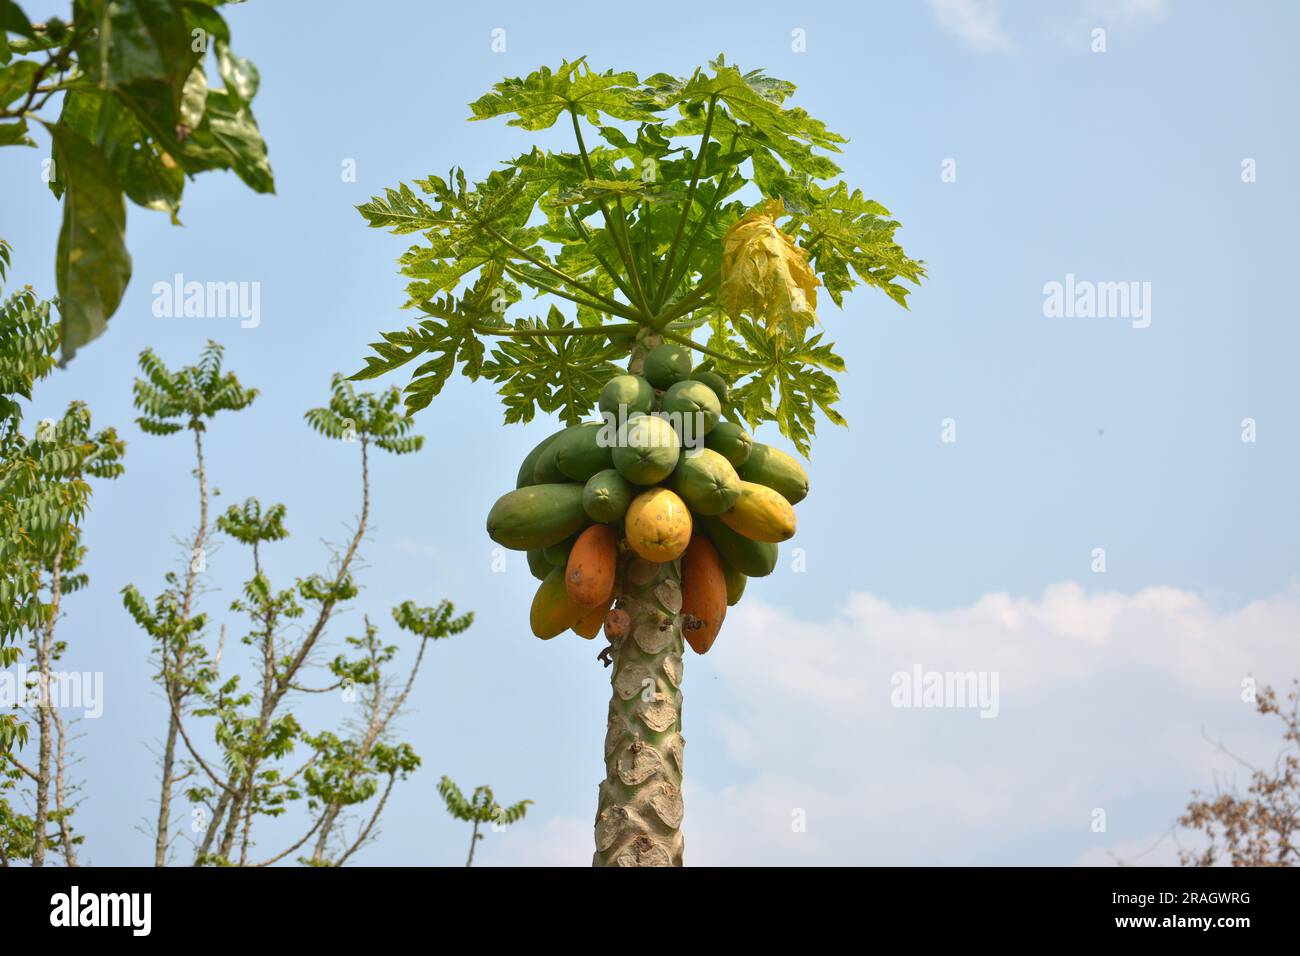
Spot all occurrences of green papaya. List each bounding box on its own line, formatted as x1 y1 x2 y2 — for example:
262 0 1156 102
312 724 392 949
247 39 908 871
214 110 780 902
542 539 573 567
516 429 564 488
699 514 777 577
582 468 635 523
531 428 571 484
691 370 730 404
599 374 654 418
526 548 552 581
704 421 752 468
552 421 613 482
722 563 747 606
661 380 721 437
643 342 692 390
486 484 587 550
669 448 741 515
612 414 680 485
739 442 809 505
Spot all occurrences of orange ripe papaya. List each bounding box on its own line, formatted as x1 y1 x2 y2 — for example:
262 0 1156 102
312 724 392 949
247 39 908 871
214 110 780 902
566 524 618 608
624 487 693 563
681 536 727 655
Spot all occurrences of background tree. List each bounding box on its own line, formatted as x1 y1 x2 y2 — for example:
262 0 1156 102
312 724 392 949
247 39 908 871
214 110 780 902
0 0 274 362
0 240 124 864
0 238 53 752
301 601 473 866
123 362 471 865
355 57 923 865
1179 680 1299 867
437 775 531 867
126 340 256 866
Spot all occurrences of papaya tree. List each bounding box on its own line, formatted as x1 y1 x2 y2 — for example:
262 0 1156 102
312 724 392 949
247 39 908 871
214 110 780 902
127 341 257 865
355 57 923 866
124 360 473 865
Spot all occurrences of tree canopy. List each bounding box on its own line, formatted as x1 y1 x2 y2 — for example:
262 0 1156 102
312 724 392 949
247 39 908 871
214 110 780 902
355 56 924 457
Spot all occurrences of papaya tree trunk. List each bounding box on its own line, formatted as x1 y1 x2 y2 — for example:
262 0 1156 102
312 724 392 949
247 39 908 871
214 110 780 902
593 554 686 866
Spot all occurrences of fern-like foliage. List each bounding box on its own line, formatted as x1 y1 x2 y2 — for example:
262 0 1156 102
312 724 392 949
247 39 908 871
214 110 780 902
133 340 259 434
0 241 123 755
393 600 474 640
438 775 532 827
216 497 289 546
304 374 424 455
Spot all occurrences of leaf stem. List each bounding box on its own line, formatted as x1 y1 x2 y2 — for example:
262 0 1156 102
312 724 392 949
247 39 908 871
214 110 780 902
568 209 638 304
612 196 651 320
658 129 739 309
654 271 720 330
569 107 648 311
472 322 637 339
659 328 760 367
498 261 641 321
481 223 629 316
654 94 718 312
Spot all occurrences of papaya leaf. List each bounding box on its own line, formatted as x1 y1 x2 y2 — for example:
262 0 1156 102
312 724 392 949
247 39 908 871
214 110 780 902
711 317 845 457
480 306 621 425
469 58 657 130
356 183 443 234
350 269 515 412
799 181 926 308
647 55 844 153
720 199 820 343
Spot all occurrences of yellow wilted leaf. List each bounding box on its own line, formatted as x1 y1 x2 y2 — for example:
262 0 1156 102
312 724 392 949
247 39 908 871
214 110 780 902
719 199 819 341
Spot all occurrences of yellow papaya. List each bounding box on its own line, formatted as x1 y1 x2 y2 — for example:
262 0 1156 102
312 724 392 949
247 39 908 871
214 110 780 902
530 567 585 639
572 595 614 639
624 487 693 562
719 480 797 543
738 442 808 504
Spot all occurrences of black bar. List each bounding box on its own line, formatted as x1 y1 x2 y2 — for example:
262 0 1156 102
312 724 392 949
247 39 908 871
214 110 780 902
3 865 1291 941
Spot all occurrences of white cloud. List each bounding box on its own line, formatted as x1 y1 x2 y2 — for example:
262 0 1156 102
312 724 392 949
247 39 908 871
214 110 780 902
929 0 1015 54
680 582 1298 864
484 582 1299 866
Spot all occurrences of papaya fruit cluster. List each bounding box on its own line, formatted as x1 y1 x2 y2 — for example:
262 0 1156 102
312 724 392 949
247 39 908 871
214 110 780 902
485 343 809 655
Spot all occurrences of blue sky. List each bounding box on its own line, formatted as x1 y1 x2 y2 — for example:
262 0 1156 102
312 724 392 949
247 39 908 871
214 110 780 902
3 0 1298 865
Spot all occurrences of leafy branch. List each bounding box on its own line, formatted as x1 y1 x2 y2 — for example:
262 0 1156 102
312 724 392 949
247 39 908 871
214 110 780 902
356 56 925 455
1 0 276 362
